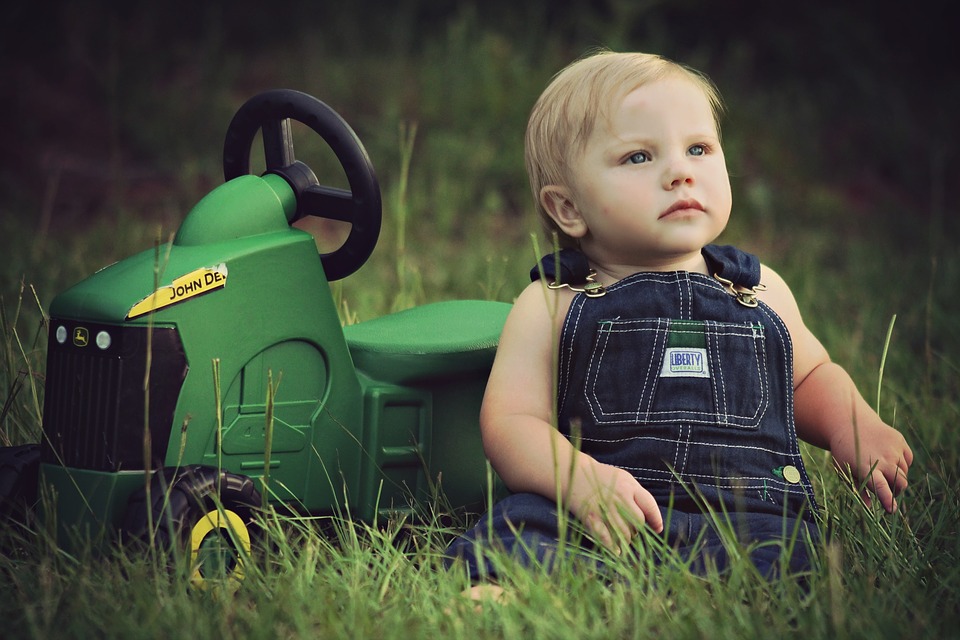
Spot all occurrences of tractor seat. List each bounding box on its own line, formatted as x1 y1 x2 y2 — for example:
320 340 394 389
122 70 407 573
343 300 512 384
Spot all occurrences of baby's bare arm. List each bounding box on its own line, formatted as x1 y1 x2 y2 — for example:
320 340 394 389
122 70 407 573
480 282 663 546
759 265 913 512
794 362 912 511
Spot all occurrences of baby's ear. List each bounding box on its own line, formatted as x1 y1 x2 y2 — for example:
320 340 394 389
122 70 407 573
540 185 588 238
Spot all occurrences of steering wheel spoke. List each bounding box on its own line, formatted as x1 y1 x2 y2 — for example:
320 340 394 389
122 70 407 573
262 118 296 168
300 185 355 222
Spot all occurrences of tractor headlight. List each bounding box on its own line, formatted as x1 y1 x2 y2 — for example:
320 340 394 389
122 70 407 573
56 325 67 344
95 330 111 350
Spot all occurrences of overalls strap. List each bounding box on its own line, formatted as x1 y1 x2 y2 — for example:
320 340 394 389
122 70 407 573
702 244 762 289
529 248 592 284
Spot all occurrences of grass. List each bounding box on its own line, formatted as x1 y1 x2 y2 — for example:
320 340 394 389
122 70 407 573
3 4 960 638
0 476 954 638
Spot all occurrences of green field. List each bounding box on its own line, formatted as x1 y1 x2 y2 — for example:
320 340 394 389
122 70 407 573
2 3 958 638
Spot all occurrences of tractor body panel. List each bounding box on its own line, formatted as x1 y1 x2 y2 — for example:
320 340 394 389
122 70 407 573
345 300 511 519
39 466 145 542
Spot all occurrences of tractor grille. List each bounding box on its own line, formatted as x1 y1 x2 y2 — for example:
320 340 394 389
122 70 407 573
41 320 188 472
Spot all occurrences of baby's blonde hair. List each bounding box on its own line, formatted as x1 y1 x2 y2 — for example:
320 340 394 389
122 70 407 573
525 50 724 246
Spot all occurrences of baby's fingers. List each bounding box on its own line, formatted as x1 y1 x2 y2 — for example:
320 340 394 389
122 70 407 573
632 489 664 534
583 511 620 552
892 457 910 495
875 456 911 512
867 468 898 513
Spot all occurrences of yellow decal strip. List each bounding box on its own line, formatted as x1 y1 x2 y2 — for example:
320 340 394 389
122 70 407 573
127 263 228 319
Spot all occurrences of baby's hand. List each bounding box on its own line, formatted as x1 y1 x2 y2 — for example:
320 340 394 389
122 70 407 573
566 459 663 551
830 422 913 513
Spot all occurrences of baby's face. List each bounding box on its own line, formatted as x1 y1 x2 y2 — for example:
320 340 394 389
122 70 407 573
566 77 732 270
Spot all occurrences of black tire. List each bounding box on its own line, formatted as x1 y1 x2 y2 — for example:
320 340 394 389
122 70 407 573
121 466 262 589
0 444 40 524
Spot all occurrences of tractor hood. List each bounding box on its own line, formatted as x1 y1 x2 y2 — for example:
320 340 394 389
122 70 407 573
49 174 301 323
48 232 307 323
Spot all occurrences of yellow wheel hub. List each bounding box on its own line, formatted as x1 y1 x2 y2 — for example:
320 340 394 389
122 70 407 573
189 508 251 590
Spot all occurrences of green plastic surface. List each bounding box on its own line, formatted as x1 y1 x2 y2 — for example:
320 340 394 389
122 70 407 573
175 174 296 246
344 300 512 384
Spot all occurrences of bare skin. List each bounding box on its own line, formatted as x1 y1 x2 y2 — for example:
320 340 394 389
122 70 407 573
480 77 912 553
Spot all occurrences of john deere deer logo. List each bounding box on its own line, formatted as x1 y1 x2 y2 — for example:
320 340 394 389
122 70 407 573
73 327 89 347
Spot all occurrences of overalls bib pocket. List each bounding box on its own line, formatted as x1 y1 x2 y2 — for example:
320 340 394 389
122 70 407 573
585 318 769 429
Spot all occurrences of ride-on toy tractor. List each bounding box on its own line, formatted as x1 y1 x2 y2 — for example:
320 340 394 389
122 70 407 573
0 90 510 585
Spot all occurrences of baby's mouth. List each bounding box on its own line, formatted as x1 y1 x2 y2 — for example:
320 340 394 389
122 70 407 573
659 199 705 219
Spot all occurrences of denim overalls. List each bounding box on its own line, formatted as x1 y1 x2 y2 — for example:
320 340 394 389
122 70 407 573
446 245 820 580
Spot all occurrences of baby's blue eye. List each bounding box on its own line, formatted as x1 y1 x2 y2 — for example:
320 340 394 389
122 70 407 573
689 145 705 156
627 151 650 164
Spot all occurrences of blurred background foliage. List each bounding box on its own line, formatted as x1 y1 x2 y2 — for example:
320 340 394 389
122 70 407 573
1 0 958 429
3 0 956 232
3 0 956 238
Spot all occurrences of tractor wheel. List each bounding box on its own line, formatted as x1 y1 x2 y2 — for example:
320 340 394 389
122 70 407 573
121 466 262 591
0 444 40 525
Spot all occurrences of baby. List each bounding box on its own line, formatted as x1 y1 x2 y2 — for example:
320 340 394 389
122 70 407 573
446 50 912 586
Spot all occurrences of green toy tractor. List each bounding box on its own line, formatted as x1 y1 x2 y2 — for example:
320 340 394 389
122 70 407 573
0 90 509 586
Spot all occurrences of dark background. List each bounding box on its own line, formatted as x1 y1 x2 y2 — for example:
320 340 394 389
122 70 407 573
1 0 957 247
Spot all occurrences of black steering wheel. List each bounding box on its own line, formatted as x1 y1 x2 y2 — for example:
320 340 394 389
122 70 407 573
223 89 382 281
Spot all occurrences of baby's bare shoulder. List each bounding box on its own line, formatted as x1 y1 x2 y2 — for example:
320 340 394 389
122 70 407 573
757 262 831 383
757 263 800 316
511 280 578 328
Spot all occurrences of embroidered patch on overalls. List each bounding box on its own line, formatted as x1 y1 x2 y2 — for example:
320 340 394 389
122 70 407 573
660 348 710 378
660 320 711 379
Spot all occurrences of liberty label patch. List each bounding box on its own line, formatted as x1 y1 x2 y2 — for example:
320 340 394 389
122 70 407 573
660 347 710 378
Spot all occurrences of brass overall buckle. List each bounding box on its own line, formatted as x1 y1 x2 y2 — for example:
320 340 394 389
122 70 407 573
713 273 767 308
547 270 607 298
